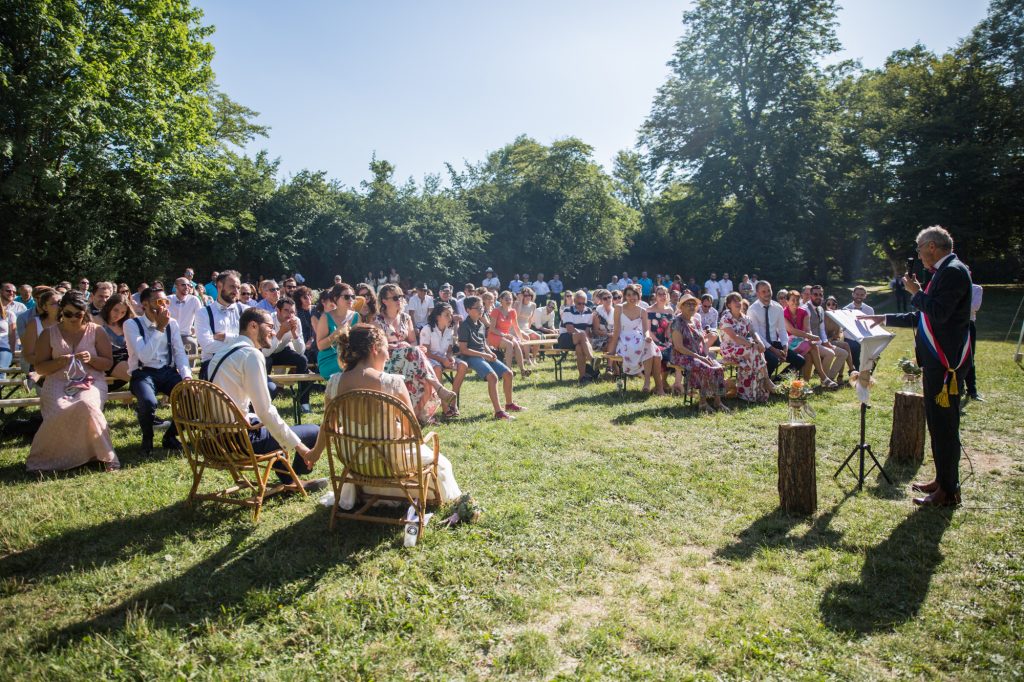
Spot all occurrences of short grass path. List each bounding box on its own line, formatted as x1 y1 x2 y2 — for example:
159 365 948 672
1 289 1022 680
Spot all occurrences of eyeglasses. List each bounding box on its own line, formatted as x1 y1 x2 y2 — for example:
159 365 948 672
385 295 402 301
79 281 89 285
266 287 280 292
599 296 611 301
340 294 355 300
470 306 483 311
61 310 85 319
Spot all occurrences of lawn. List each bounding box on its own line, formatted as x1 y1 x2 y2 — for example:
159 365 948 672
1 288 1022 680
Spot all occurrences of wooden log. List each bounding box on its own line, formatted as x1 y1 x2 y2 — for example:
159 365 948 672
778 424 817 515
888 391 925 465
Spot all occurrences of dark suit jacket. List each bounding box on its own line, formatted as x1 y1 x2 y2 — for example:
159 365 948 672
885 254 972 370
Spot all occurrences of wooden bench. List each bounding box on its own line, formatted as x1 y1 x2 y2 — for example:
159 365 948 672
599 354 631 392
270 372 325 424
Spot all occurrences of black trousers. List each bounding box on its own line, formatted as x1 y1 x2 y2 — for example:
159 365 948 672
266 346 312 404
965 320 978 395
130 366 182 445
923 365 962 494
846 338 862 369
765 342 806 376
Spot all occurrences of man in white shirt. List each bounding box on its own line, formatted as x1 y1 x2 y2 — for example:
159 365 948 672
531 274 550 306
406 283 434 331
263 296 313 412
718 273 734 310
704 273 721 308
89 281 113 323
195 270 245 379
125 288 192 454
697 294 719 330
482 268 500 292
209 307 325 489
843 285 875 315
746 280 805 377
170 277 203 354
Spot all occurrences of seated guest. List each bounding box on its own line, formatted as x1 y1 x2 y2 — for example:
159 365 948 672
557 289 597 384
747 281 806 378
265 297 313 413
307 323 460 507
204 271 219 300
696 294 719 330
608 284 663 394
669 288 681 309
531 298 558 336
480 290 496 329
209 307 326 489
590 289 615 353
293 285 318 367
458 296 523 419
806 285 849 383
776 288 789 306
823 296 856 377
406 283 434 331
646 286 675 393
354 283 379 322
783 290 838 388
738 274 754 302
435 283 460 331
420 303 468 418
489 290 529 376
19 288 60 383
844 285 875 315
131 282 148 315
513 287 540 357
238 283 256 308
170 277 203 354
125 288 190 454
315 282 360 380
0 293 15 379
89 281 113 323
27 291 119 472
719 292 774 402
256 279 280 313
77 277 90 293
15 284 34 309
671 293 728 413
281 277 297 301
99 293 135 383
374 284 456 424
196 271 245 379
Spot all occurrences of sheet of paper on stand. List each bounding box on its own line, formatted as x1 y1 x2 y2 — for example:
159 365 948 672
826 310 894 404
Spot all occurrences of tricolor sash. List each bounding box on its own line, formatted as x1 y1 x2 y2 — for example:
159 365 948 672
918 311 971 408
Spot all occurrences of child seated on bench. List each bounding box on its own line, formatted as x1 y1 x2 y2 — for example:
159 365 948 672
457 296 524 421
420 303 467 419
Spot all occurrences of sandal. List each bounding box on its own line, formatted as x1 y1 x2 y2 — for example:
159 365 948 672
437 386 458 407
444 403 460 419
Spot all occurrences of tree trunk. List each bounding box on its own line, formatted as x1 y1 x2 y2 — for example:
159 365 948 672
778 424 816 515
889 391 925 465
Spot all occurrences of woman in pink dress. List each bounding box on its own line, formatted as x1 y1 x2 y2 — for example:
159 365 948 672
27 291 119 472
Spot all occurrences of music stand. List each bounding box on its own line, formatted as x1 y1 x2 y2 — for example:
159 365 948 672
833 401 891 490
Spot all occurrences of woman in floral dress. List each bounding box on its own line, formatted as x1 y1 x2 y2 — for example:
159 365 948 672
719 292 775 403
671 293 728 413
608 284 665 395
646 285 678 392
374 284 457 424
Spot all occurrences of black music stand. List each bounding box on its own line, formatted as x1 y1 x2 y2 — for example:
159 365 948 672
833 401 891 490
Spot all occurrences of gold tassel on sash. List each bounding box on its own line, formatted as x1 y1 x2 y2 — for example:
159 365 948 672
935 369 958 408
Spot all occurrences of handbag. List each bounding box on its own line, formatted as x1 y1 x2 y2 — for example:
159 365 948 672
64 356 95 397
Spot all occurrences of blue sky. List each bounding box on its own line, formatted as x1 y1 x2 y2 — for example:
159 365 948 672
195 0 992 188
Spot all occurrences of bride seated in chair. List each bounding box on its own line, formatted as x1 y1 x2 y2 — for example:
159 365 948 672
311 324 462 516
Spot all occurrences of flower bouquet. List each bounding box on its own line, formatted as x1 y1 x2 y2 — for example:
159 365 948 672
780 378 815 424
895 356 923 395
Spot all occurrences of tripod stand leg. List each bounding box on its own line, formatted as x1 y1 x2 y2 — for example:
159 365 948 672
834 444 860 480
864 445 892 484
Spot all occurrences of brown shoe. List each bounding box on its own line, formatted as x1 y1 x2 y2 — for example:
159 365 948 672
913 489 961 507
911 479 940 494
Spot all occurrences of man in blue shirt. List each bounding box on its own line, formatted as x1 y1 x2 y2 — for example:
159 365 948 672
548 273 564 300
637 271 654 300
204 271 219 300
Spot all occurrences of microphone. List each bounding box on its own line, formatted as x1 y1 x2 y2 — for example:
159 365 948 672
905 258 915 277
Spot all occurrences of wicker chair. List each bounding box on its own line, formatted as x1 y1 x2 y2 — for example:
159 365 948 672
321 389 441 535
170 380 305 522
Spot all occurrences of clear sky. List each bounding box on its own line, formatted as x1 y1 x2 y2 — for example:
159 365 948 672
194 0 992 188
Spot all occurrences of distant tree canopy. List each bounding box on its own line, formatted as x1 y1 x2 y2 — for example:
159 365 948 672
1 0 1021 288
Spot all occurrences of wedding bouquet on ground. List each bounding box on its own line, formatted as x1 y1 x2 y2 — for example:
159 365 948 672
440 493 483 528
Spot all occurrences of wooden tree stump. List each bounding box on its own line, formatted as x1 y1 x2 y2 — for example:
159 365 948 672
778 424 817 515
888 391 925 465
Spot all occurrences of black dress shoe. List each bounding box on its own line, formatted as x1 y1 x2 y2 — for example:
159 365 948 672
911 479 940 494
913 489 961 507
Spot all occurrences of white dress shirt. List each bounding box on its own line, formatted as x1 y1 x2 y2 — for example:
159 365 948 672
704 279 721 299
406 294 434 330
531 279 549 297
482 276 500 290
419 324 454 356
169 293 202 335
842 301 875 316
971 284 983 322
124 316 192 379
209 337 301 451
195 301 245 361
746 299 789 347
264 314 305 357
719 278 734 296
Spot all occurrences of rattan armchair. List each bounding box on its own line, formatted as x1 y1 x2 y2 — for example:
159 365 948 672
321 389 442 535
170 379 305 522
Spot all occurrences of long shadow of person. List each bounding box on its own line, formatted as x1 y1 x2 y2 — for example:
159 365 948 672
819 507 953 634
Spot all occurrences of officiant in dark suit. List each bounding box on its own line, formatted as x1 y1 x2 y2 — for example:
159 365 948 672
864 226 972 507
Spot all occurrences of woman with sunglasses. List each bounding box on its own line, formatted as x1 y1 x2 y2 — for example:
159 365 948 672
26 291 119 472
316 283 360 380
375 284 457 424
20 288 61 386
647 286 678 393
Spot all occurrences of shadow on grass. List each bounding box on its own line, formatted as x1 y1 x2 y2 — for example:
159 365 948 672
714 494 852 561
820 506 953 635
550 391 650 412
19 505 392 652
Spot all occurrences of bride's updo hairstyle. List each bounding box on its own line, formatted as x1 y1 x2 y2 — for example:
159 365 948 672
336 323 387 370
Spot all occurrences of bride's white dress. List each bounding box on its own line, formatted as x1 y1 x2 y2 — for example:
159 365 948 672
325 371 461 510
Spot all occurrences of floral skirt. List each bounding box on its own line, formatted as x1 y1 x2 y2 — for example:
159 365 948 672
384 346 440 423
615 330 658 376
670 350 726 399
720 343 770 403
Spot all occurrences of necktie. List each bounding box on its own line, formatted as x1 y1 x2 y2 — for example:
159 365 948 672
764 303 772 343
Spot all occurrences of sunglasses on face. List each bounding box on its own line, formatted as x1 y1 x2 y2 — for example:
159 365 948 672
240 291 252 297
61 310 85 319
339 294 355 301
385 295 402 301
267 287 280 292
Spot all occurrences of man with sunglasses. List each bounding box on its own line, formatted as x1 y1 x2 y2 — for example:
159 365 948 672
256 280 281 313
77 278 90 293
125 288 191 455
407 283 434 331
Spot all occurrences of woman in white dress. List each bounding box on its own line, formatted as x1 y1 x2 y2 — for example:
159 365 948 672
607 284 664 395
313 323 461 509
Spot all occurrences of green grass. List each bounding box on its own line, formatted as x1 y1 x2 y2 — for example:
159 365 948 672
2 288 1023 680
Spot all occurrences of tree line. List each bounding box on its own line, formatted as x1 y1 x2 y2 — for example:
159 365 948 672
2 0 1021 288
